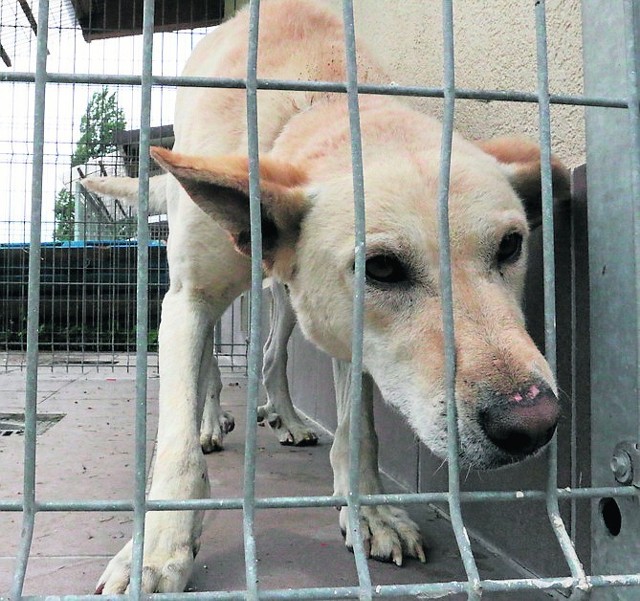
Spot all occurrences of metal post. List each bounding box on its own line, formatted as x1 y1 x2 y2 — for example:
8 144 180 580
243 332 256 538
73 181 84 241
534 2 589 596
341 0 374 598
11 0 49 597
243 1 263 597
437 1 482 599
128 0 154 596
583 1 640 596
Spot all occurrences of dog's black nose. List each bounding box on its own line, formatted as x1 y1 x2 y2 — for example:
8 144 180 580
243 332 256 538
478 383 559 456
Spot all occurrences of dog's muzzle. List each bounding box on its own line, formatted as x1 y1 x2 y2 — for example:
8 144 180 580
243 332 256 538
477 382 560 457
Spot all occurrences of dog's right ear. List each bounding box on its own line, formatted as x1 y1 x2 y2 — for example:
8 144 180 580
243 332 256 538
151 147 310 268
476 137 571 229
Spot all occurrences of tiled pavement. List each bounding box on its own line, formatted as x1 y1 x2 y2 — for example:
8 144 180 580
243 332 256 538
1 365 546 600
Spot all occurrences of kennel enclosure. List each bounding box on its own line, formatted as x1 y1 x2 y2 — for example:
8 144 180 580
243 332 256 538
1 0 640 599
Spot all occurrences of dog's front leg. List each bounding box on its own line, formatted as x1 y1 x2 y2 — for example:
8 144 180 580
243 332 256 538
331 359 426 566
96 291 215 594
258 281 318 446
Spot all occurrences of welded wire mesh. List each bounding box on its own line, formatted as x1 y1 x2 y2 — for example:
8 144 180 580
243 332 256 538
2 0 640 599
0 1 247 373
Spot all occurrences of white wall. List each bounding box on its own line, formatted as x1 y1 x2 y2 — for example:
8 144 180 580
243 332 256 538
328 0 585 166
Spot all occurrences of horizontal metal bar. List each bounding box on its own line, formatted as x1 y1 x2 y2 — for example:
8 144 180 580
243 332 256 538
0 485 635 513
0 70 631 109
16 572 640 601
359 486 640 503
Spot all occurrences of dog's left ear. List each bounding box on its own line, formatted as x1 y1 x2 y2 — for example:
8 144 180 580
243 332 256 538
150 147 309 267
476 137 571 228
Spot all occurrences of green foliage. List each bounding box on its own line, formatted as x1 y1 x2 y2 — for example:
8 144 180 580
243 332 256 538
0 320 161 353
54 187 75 241
112 216 137 240
71 87 127 167
56 87 129 241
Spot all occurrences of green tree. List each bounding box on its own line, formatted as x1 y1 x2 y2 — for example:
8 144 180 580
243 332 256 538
53 187 75 241
55 87 128 241
71 87 127 167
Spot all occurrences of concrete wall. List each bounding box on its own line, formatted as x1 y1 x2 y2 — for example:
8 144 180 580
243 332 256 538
327 0 585 167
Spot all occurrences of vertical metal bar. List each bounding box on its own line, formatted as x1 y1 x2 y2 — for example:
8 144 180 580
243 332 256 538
11 0 49 597
128 0 155 595
569 167 578 547
622 0 640 443
341 1 373 599
533 1 589 596
244 0 262 597
438 2 482 599
214 319 222 354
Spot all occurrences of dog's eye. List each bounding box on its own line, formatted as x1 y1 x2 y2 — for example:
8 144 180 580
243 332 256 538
365 255 409 285
496 232 523 265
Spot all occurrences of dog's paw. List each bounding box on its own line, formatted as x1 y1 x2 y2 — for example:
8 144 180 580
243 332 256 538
257 402 318 446
339 505 426 566
95 538 195 594
200 409 235 453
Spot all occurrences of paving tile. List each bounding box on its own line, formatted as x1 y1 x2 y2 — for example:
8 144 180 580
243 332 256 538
0 557 110 597
1 367 550 600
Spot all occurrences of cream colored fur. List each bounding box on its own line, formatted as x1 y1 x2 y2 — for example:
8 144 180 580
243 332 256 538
83 0 569 593
82 175 318 448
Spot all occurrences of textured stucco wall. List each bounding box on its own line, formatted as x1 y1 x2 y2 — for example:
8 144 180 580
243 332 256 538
327 0 585 166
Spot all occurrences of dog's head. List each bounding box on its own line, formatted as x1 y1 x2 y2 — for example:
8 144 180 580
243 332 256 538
151 132 570 470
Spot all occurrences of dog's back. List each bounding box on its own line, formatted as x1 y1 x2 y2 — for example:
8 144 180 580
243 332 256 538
173 0 389 156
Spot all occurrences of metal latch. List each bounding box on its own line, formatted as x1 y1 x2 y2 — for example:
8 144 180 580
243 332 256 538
611 441 640 486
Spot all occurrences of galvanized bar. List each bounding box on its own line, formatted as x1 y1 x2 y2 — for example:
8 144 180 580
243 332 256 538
622 0 640 444
3 483 640 515
18 571 640 601
341 0 374 598
0 69 635 109
533 1 589 597
10 0 50 598
438 1 482 598
127 0 155 595
214 319 223 354
583 2 640 588
243 0 263 597
569 159 579 547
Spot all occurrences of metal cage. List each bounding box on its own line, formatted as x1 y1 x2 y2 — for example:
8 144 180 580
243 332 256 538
2 0 640 599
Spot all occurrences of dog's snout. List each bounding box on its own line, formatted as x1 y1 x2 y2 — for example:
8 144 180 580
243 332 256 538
479 383 560 456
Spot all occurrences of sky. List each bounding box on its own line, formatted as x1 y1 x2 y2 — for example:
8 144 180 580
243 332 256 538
0 1 214 243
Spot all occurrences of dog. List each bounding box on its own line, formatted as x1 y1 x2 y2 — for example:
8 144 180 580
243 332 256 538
84 174 319 450
83 0 570 593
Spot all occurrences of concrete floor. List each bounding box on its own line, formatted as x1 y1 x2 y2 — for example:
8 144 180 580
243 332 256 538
1 364 549 600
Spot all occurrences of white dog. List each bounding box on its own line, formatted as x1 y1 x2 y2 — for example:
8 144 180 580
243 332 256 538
83 0 569 593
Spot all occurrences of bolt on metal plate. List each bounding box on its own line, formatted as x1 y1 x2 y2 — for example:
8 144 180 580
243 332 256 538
611 441 640 486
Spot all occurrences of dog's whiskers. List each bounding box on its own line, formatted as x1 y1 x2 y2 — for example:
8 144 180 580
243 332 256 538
433 457 448 476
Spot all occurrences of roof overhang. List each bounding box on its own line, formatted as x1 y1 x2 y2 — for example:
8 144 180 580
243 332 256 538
69 0 227 42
